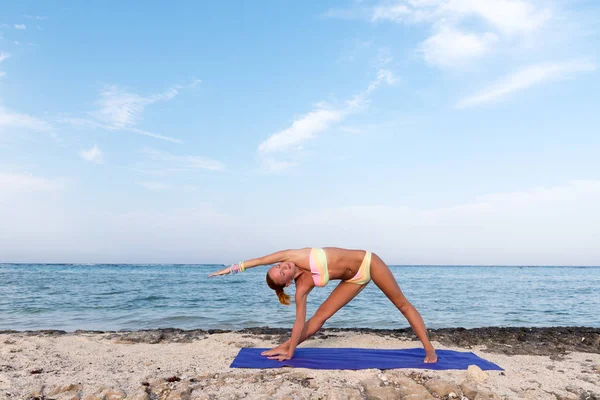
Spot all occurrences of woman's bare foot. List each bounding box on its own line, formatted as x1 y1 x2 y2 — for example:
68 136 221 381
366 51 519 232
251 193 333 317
261 344 289 357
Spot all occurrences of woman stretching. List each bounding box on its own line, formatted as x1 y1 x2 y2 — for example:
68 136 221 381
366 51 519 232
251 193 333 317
209 247 438 363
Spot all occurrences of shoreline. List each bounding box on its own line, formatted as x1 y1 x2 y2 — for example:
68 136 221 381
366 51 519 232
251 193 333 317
2 326 598 356
1 327 598 399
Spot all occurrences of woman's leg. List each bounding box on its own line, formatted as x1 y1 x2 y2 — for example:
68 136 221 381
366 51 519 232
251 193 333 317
369 253 438 363
261 282 367 356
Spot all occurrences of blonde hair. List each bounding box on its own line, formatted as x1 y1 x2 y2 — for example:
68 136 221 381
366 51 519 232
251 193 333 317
266 272 291 305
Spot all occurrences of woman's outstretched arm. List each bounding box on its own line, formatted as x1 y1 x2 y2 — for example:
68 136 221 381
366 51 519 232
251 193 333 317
208 249 297 277
267 289 308 361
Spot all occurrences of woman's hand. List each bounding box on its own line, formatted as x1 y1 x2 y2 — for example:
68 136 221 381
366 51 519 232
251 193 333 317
424 349 438 363
208 266 232 277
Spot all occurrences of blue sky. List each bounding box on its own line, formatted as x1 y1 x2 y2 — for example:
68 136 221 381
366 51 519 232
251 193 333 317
1 1 599 265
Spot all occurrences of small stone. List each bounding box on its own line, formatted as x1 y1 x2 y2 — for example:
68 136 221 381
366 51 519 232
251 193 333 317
448 393 458 399
467 365 488 383
424 379 461 397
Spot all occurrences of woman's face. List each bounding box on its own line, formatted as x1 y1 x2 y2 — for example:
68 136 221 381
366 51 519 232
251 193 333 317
268 262 297 286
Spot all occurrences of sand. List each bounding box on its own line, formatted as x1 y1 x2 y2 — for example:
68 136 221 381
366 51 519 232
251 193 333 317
0 328 599 400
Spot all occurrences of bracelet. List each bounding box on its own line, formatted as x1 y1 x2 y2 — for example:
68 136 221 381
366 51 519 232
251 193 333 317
239 261 246 272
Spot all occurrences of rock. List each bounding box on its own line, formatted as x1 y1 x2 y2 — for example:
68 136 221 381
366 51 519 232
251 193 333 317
103 389 127 400
126 390 150 400
165 385 191 400
459 382 479 399
189 393 211 400
114 331 163 344
474 391 501 400
326 387 362 400
565 386 581 395
149 382 171 398
361 377 383 390
54 392 81 400
81 396 102 400
383 372 434 399
250 396 270 400
424 379 461 397
29 385 44 398
581 391 600 400
552 393 578 400
47 384 82 396
362 377 396 399
364 385 402 400
467 365 488 383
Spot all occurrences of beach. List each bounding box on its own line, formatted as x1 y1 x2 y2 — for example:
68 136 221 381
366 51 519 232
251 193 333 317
1 327 598 400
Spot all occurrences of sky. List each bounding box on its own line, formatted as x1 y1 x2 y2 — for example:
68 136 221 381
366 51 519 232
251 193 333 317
1 1 599 265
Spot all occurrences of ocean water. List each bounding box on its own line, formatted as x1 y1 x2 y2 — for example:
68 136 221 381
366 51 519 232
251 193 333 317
0 264 598 332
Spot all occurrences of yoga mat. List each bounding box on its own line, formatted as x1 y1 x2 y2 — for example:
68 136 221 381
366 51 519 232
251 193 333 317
230 348 503 371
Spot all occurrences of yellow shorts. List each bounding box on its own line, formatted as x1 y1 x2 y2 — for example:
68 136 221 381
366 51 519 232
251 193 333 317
344 251 371 285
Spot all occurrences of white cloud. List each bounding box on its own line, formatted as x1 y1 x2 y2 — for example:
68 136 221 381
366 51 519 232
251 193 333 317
140 147 225 172
92 85 179 129
371 3 412 22
0 72 5 78
126 127 183 144
258 69 397 156
0 172 65 192
0 52 10 63
24 15 47 20
419 25 498 69
369 0 551 34
333 0 553 69
0 106 52 132
61 84 188 143
14 24 26 30
258 107 346 154
457 59 597 108
79 145 104 164
443 0 551 36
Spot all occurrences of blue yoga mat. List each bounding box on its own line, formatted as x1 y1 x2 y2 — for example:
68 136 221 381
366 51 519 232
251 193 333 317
230 348 503 371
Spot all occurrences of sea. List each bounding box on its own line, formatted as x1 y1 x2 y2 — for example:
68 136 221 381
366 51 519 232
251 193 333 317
1 264 598 332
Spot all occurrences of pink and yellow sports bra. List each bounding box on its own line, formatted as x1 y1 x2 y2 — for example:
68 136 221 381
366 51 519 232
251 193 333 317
309 248 329 287
309 248 372 287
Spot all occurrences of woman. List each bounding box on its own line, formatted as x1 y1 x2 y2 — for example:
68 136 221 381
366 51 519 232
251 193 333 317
209 247 437 363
